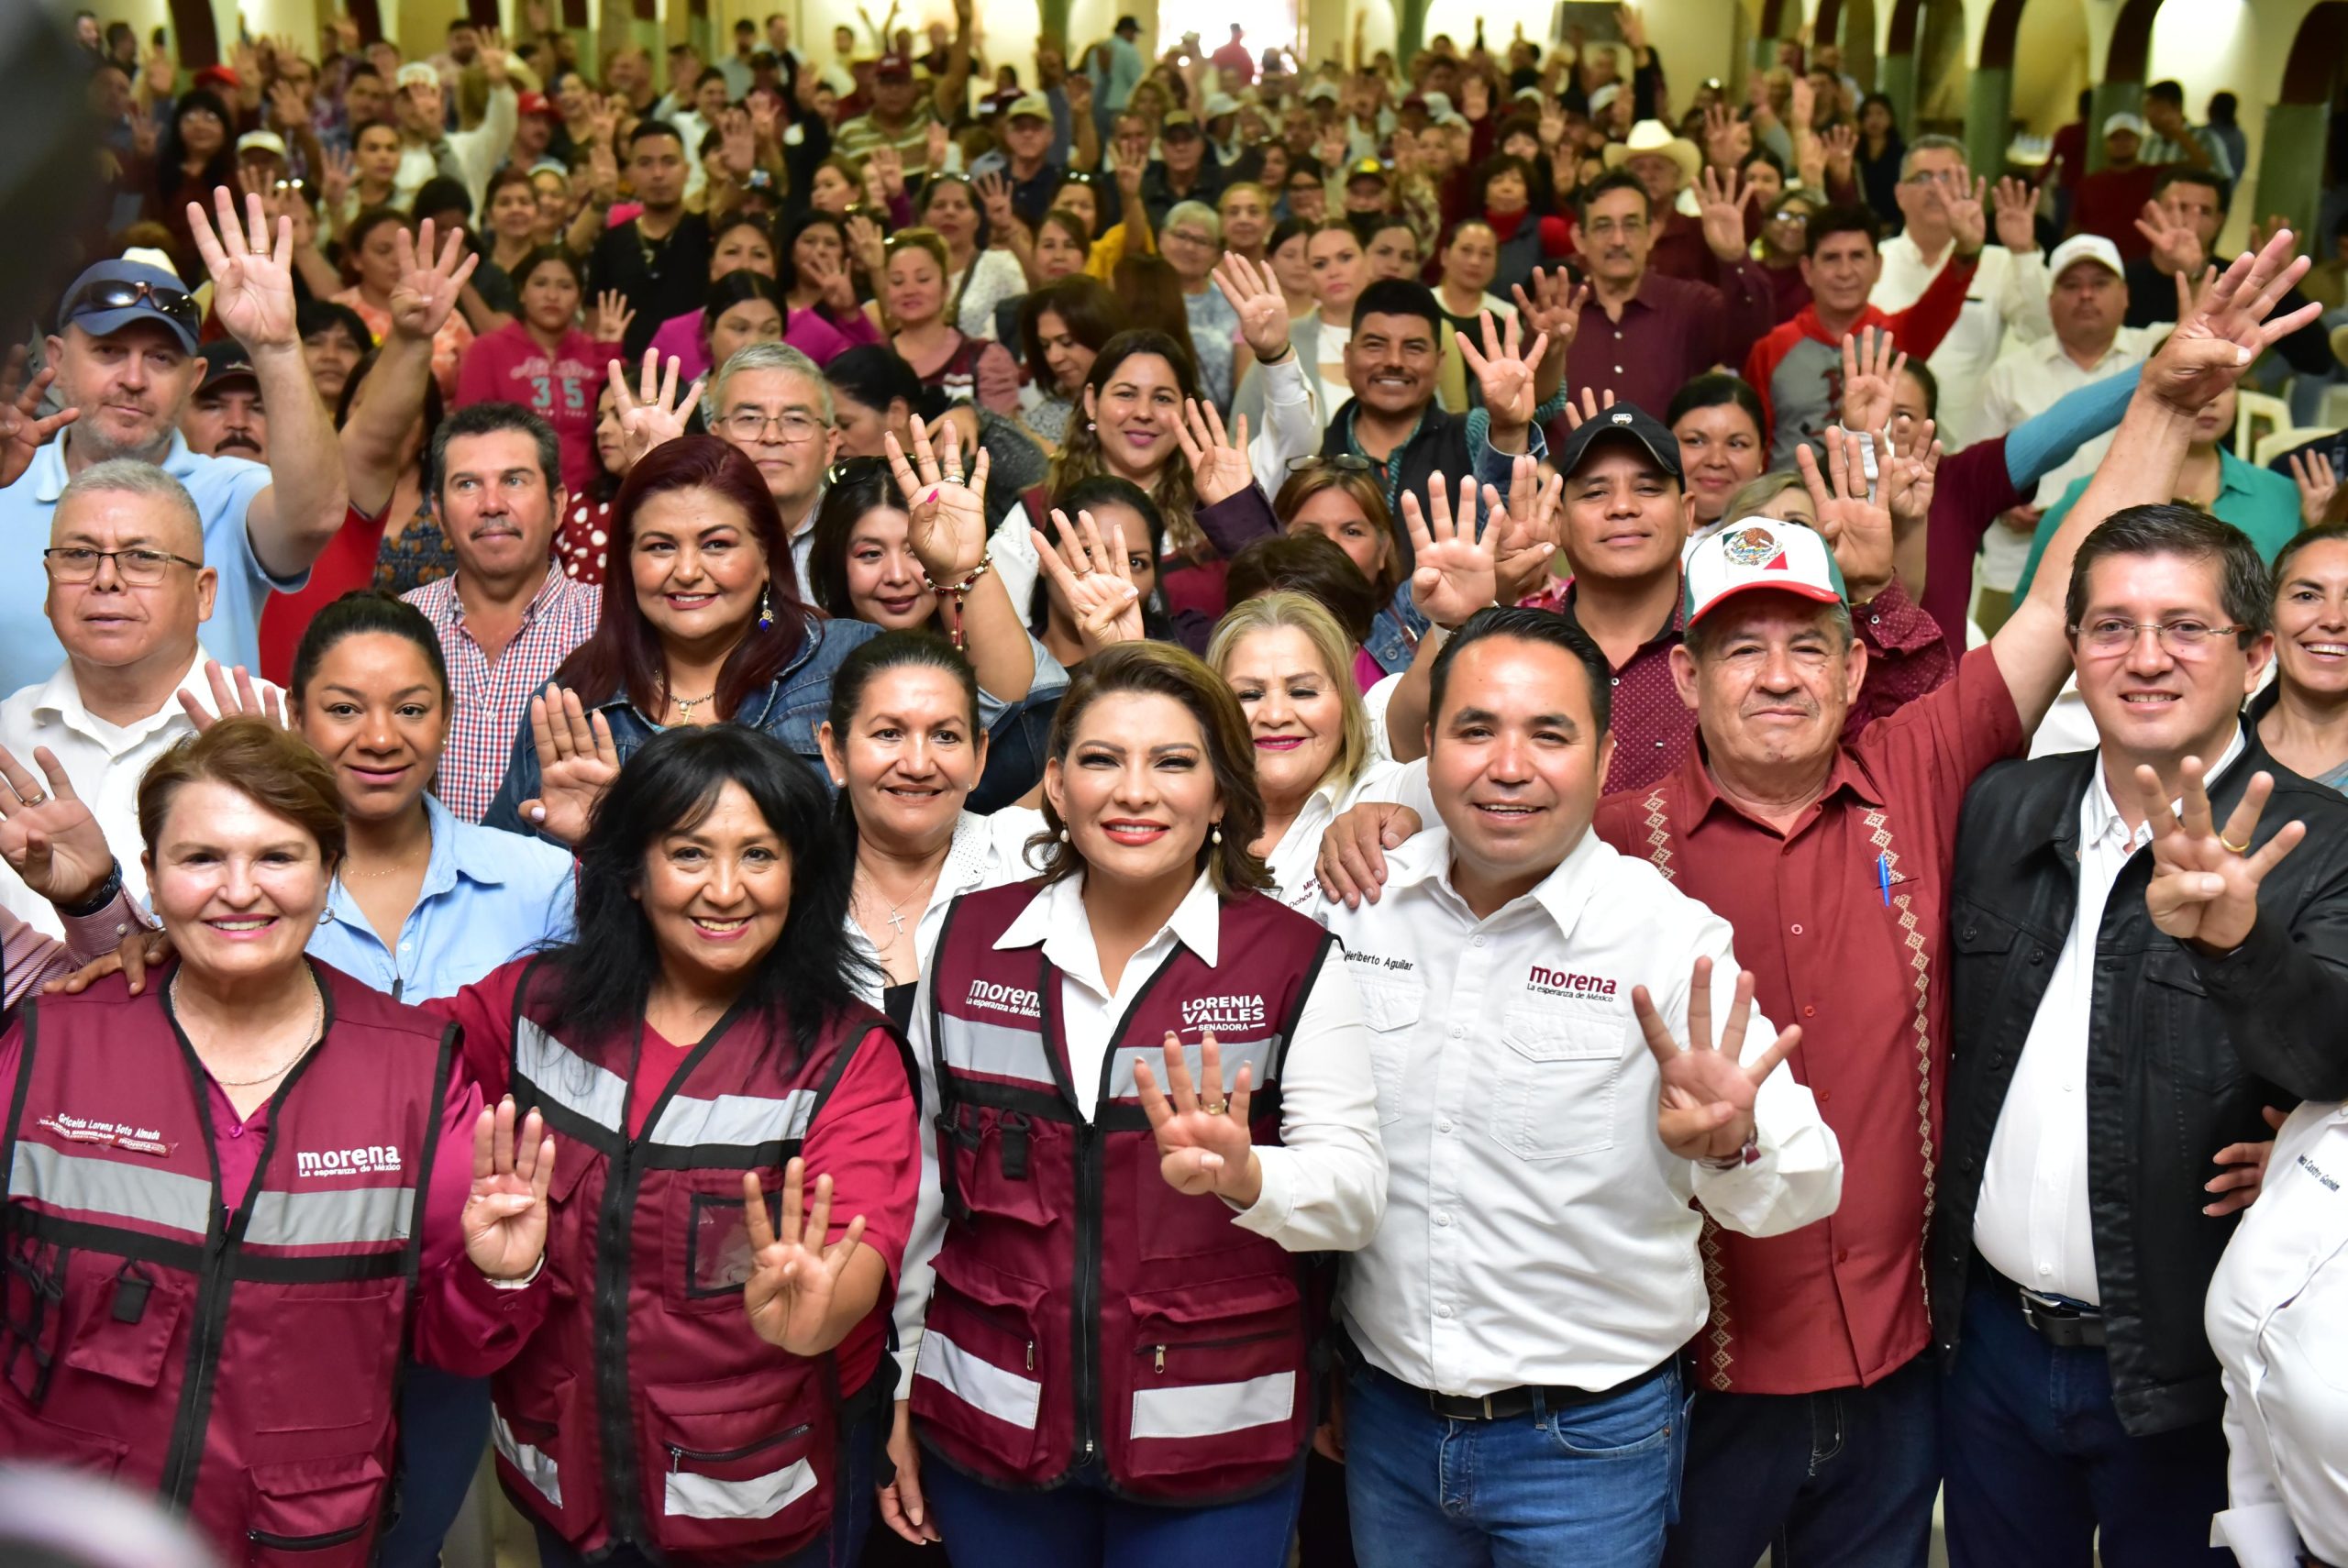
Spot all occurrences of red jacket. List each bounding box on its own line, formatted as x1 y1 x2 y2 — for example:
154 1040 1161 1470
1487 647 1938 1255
1741 253 1976 465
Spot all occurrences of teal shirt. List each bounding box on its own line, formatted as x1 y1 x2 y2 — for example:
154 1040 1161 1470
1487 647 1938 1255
2012 447 2303 600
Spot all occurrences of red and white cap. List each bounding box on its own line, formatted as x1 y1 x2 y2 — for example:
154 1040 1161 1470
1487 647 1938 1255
1682 517 1847 625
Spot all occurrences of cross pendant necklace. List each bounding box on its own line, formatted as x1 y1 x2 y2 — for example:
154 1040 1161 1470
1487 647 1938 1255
886 907 907 936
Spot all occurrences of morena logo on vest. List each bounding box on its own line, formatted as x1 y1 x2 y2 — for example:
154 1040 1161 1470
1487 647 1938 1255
296 1145 404 1177
1525 965 1619 999
965 980 1040 1019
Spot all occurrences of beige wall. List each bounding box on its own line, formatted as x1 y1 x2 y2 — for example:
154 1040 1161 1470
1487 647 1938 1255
2009 0 2090 134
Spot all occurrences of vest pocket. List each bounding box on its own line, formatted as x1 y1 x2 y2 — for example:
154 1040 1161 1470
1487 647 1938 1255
668 1176 782 1313
912 1250 1048 1469
493 1370 596 1538
1116 1275 1305 1482
1494 1007 1621 1163
61 1264 185 1390
952 1105 1062 1231
248 1283 400 1436
240 1451 386 1566
643 1376 831 1556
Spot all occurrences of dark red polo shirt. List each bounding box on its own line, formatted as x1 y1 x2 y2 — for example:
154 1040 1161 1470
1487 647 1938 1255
1590 646 2024 1394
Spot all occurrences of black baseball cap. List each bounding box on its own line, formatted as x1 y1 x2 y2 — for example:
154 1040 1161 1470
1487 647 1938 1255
194 340 258 392
1553 401 1684 488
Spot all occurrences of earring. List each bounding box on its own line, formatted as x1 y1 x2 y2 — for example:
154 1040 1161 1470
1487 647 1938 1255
758 582 774 629
1212 825 1223 845
1086 420 1097 431
1058 828 1070 843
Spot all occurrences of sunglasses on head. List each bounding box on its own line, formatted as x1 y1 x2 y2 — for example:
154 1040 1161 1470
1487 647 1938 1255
825 455 888 484
61 277 201 338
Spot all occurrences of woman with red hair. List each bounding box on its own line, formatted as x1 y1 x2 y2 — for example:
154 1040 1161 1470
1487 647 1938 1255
482 436 882 831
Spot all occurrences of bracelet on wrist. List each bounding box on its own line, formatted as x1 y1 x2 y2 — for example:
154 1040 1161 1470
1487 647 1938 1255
55 859 125 921
921 555 995 649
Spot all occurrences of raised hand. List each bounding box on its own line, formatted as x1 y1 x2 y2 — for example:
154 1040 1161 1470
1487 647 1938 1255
176 658 288 732
1787 72 1815 131
2136 757 2306 952
0 352 77 491
802 250 860 316
607 349 704 468
1700 102 1741 169
588 289 636 346
1511 267 1591 359
869 144 906 200
1992 176 2041 255
884 414 992 581
844 213 887 279
1113 137 1147 201
719 108 757 176
475 25 509 81
1402 471 1500 632
1492 451 1562 603
521 688 622 845
748 92 781 146
389 217 479 342
1696 164 1755 262
462 1097 555 1283
1879 417 1942 538
2145 229 2320 416
924 118 949 177
1822 123 1857 183
973 170 1016 233
1838 326 1907 433
1171 398 1254 508
2135 199 2208 278
1032 510 1143 655
1212 251 1293 363
1558 384 1618 432
1945 175 1988 254
586 141 621 206
742 1159 870 1354
317 143 353 210
0 745 114 908
1456 309 1550 429
1132 1031 1259 1202
188 186 297 349
1633 955 1801 1163
1796 426 1894 602
2291 449 2344 527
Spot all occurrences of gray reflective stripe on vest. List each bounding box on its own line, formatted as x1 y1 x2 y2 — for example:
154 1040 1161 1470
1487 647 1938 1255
664 1457 817 1520
8 1139 210 1238
1103 1036 1279 1100
937 1013 1058 1088
1129 1370 1296 1441
515 1018 628 1134
244 1185 416 1248
916 1328 1043 1430
648 1089 817 1150
492 1410 563 1508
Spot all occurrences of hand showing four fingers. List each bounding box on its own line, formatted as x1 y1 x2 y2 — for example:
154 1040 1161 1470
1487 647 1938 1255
1133 1031 1261 1205
2137 756 2305 952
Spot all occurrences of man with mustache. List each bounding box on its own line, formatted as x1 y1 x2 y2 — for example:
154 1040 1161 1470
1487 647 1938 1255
180 344 267 461
0 194 347 696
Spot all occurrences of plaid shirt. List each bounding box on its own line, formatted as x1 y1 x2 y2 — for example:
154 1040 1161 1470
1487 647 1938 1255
404 569 604 823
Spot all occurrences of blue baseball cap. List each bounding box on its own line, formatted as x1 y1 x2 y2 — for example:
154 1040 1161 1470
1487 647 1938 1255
56 259 203 354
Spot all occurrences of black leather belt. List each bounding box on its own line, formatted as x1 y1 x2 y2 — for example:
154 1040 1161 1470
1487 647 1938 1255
2010 1280 2106 1349
1415 1357 1674 1422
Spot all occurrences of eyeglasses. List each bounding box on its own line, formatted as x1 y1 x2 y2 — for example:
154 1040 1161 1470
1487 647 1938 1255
1166 228 1217 248
42 546 204 585
60 277 202 339
721 409 825 443
1769 209 1811 226
1900 168 1964 188
1287 454 1376 474
2070 618 2249 655
826 455 887 483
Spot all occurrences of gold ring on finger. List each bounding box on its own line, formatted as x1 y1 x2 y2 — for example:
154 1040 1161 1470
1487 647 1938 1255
2219 834 2251 855
16 791 44 808
1203 1099 1229 1116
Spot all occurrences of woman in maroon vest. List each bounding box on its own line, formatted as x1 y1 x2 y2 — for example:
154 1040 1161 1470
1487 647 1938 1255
0 717 554 1565
883 642 1386 1566
432 723 922 1568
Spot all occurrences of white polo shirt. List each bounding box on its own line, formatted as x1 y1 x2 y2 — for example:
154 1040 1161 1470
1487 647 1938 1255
1871 236 2054 452
1324 826 1843 1397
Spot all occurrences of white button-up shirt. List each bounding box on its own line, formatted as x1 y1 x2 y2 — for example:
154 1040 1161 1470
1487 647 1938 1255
0 651 280 938
893 870 1387 1391
1261 757 1411 913
1871 236 2054 452
1976 323 2173 591
2206 1099 2348 1568
1324 827 1843 1397
1974 726 2245 1304
842 808 1053 1009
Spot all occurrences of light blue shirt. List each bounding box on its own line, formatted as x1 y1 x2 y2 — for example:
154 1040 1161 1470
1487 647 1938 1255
306 791 576 1004
0 432 300 695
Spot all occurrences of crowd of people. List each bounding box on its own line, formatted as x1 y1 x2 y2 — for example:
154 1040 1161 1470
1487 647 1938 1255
4 6 2348 1568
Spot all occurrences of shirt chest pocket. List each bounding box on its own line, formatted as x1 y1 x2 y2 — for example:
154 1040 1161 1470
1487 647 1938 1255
1357 977 1422 1128
1493 1006 1623 1163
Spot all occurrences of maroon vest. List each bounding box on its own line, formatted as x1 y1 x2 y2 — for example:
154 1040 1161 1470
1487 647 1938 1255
913 882 1334 1502
0 963 452 1566
491 957 913 1566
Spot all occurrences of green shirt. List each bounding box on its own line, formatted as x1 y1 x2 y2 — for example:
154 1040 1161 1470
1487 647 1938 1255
2011 445 2304 600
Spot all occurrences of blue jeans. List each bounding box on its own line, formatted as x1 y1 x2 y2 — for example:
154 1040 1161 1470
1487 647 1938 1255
919 1451 1308 1568
531 1394 880 1568
1343 1359 1685 1568
1662 1352 1938 1568
1940 1276 2230 1568
379 1365 490 1568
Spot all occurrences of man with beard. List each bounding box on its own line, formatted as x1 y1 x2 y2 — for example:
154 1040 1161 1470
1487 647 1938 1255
586 121 712 359
180 344 266 461
0 197 345 695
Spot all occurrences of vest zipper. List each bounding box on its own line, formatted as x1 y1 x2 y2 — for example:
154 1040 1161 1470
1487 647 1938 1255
249 1520 369 1550
597 1139 646 1544
1143 1330 1284 1374
1073 1121 1102 1463
159 1223 235 1506
668 1421 814 1472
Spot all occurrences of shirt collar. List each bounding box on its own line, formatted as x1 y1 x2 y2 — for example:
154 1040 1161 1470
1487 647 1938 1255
1383 821 1609 939
452 563 575 626
428 790 514 889
1677 727 1885 837
994 867 1223 968
2085 723 2248 851
32 647 212 737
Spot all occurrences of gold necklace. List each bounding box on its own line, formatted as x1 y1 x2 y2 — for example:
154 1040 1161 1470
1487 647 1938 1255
671 690 716 718
175 971 325 1088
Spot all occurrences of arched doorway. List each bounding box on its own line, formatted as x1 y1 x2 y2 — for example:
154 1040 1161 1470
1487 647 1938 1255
2258 0 2348 243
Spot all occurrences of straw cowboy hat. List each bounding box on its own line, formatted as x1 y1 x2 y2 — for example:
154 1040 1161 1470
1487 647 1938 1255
1603 119 1702 189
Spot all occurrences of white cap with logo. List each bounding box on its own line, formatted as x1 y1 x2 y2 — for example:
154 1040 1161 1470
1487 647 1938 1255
2047 233 2125 283
1683 517 1848 625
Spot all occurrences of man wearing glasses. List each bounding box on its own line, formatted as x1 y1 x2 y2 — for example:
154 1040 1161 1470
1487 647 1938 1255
0 196 347 697
706 342 840 601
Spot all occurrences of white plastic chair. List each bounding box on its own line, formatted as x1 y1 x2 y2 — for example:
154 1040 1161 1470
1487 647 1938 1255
2255 425 2340 467
2236 391 2292 458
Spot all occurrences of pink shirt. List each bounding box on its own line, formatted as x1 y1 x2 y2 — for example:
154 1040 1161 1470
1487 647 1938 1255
335 287 474 403
455 320 618 500
645 304 873 383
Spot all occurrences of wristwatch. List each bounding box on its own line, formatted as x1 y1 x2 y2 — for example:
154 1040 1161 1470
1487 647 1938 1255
54 858 125 920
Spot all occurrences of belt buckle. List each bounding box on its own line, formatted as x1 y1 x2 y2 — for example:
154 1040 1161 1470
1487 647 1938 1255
1480 1394 1496 1419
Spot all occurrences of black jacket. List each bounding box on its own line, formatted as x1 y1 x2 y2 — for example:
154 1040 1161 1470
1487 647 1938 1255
1932 724 2348 1436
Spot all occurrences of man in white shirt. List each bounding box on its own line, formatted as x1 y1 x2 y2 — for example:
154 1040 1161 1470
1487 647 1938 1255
0 461 271 938
1974 234 2172 628
1323 606 1841 1567
390 46 516 214
1868 134 2054 453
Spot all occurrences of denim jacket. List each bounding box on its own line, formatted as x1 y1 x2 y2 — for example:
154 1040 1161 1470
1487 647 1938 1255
1366 590 1429 677
482 612 880 834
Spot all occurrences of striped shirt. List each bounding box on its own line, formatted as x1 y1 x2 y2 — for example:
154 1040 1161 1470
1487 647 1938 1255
404 569 604 823
831 103 940 177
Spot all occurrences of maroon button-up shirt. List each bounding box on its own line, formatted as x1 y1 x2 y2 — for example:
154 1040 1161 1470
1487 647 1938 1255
1552 260 1778 436
1547 574 1958 793
1590 647 2026 1394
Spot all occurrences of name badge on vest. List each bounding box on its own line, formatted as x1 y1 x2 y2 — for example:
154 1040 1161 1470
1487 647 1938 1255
38 1111 174 1158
